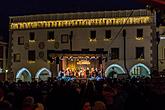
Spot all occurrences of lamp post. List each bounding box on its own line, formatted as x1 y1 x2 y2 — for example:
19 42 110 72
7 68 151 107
5 69 8 81
123 29 129 74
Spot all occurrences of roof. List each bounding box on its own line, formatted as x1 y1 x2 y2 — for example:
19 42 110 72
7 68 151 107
10 9 152 22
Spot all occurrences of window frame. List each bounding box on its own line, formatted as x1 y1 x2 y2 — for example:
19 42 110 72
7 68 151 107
61 34 69 43
29 32 35 41
14 53 21 62
136 47 144 59
105 30 111 39
137 29 143 38
111 48 119 60
18 36 24 45
28 50 36 61
90 30 96 39
47 31 55 40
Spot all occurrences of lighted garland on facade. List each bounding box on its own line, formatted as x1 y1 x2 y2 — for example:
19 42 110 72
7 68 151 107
10 16 151 30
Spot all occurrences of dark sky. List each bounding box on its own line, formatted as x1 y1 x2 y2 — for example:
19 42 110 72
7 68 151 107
0 0 146 41
2 0 146 15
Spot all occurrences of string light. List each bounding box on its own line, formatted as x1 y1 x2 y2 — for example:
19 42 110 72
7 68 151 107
10 17 151 30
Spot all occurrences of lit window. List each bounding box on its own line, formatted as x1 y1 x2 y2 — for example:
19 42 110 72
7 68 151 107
29 32 35 42
136 29 143 40
132 66 141 76
14 53 21 62
47 31 55 41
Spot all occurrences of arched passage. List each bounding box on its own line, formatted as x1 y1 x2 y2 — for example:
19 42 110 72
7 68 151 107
105 64 125 77
35 68 51 81
129 63 151 78
16 68 32 82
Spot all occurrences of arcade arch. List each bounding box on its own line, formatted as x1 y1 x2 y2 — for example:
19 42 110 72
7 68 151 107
16 68 32 82
35 68 51 81
129 63 151 78
105 64 125 77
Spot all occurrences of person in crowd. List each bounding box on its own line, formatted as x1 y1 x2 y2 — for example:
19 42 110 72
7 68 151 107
82 101 91 110
0 75 161 110
0 100 12 110
32 103 44 110
102 85 116 110
22 96 34 110
93 101 107 110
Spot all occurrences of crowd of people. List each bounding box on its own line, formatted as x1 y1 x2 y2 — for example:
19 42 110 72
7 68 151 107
0 76 165 110
58 68 103 79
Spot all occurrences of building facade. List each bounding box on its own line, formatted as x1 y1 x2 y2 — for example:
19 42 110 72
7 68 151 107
9 9 158 81
158 26 165 73
0 41 7 80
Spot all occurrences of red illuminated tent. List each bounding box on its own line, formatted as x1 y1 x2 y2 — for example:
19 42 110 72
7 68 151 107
150 0 165 5
133 0 165 9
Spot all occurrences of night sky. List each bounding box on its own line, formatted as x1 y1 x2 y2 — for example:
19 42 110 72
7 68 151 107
0 0 147 41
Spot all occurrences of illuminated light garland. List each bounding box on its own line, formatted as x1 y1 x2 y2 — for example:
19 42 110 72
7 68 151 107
47 39 55 42
10 16 151 30
29 40 35 42
77 60 91 65
129 63 151 77
105 64 126 77
28 61 35 63
16 67 32 79
89 38 97 42
136 37 144 40
104 38 112 41
160 37 165 40
35 67 51 79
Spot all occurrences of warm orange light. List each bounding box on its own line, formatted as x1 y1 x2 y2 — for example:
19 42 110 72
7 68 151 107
77 60 91 65
10 16 151 30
